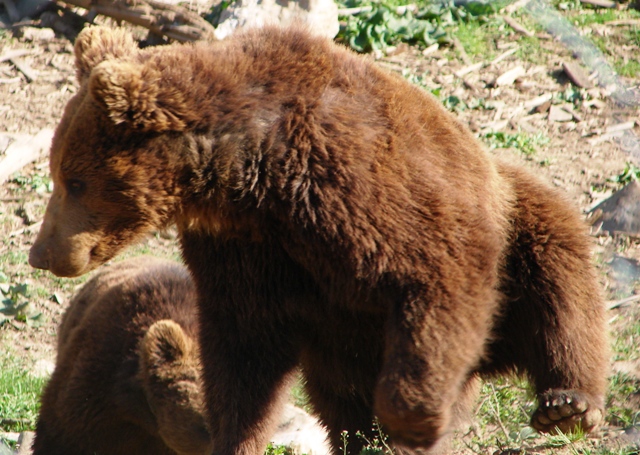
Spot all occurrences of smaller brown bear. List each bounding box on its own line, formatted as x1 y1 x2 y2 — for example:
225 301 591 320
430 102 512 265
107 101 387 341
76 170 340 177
33 256 212 455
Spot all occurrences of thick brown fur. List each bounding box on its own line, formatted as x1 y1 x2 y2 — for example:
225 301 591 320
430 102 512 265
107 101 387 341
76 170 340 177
33 256 212 455
30 25 609 455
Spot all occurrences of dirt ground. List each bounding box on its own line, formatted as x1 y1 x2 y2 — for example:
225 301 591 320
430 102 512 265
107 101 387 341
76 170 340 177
1 3 639 454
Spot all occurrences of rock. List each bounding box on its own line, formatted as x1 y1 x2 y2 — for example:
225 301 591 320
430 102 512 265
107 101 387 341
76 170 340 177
214 0 339 40
622 425 640 447
20 27 56 42
31 359 55 378
589 181 640 235
548 105 573 123
16 432 35 455
271 404 330 455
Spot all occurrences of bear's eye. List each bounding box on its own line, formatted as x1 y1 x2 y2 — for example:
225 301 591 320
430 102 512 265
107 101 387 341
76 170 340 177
66 179 86 196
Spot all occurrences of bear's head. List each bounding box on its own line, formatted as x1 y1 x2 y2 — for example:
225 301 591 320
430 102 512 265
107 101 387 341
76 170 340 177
140 319 213 455
29 26 198 277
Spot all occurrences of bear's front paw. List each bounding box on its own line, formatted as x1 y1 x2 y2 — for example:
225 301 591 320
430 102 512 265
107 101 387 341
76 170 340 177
374 395 449 449
531 389 603 435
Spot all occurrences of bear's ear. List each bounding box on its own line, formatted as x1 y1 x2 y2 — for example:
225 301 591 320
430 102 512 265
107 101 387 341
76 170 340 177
74 26 137 84
142 320 192 367
89 60 188 132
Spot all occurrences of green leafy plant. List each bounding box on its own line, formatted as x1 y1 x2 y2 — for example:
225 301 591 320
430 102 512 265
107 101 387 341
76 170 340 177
0 278 44 327
337 0 496 53
10 172 53 195
609 162 640 186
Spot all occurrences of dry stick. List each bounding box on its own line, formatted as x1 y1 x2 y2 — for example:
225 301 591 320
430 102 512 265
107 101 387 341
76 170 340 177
580 0 616 7
502 15 534 37
0 49 34 64
490 47 519 66
608 294 640 309
453 37 472 66
59 0 216 42
606 19 640 26
9 57 38 82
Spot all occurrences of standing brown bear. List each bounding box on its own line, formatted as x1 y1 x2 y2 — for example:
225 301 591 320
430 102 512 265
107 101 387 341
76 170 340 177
29 25 609 455
34 256 212 455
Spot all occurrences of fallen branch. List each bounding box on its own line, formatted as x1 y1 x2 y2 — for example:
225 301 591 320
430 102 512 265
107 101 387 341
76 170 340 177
606 19 640 26
608 293 640 309
0 49 34 64
580 0 616 7
0 129 54 183
59 0 216 42
502 15 534 36
10 56 38 82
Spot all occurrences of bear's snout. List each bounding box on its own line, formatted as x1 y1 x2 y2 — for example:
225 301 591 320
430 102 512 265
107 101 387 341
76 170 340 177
29 241 50 271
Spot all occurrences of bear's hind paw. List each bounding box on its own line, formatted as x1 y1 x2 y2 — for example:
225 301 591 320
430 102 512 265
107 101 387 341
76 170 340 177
531 389 603 435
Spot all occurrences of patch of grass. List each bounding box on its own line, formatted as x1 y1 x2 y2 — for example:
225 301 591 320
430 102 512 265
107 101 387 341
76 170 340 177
612 317 640 362
616 59 640 79
482 131 549 156
569 9 640 27
454 19 498 59
515 35 545 64
606 372 640 428
290 373 311 412
0 352 47 433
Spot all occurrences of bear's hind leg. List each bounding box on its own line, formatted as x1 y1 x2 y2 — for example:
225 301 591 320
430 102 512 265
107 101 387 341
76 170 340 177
489 165 608 436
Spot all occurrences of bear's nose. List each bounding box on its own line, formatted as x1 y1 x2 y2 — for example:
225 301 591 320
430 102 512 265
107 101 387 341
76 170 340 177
29 243 50 270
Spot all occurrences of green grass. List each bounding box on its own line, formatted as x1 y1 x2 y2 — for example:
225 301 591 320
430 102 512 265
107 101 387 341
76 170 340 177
0 352 47 433
482 131 550 156
453 20 498 59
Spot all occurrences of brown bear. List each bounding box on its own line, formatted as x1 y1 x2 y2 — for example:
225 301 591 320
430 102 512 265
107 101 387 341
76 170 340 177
29 24 609 455
33 256 213 455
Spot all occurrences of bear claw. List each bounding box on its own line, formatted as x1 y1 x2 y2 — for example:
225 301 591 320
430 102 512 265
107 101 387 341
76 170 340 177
531 389 602 435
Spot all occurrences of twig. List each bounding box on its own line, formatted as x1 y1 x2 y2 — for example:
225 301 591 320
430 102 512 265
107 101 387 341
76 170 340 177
580 0 616 7
9 220 42 238
490 47 519 66
338 5 371 15
0 129 54 183
0 49 34 64
455 62 483 78
452 38 472 65
608 294 640 309
502 15 534 36
9 57 38 82
606 19 640 26
606 121 636 134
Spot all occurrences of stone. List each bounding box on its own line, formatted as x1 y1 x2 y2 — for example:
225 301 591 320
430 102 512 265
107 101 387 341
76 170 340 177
271 404 330 455
213 0 339 40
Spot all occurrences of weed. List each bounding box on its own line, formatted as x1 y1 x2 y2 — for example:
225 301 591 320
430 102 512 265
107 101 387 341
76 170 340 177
9 172 53 195
264 443 296 455
608 162 640 187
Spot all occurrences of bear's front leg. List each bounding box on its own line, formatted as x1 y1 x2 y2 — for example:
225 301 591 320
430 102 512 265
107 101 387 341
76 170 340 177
181 233 305 455
198 314 300 455
373 284 500 452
